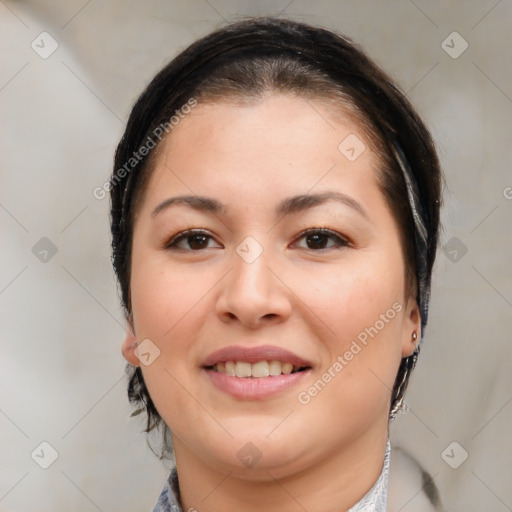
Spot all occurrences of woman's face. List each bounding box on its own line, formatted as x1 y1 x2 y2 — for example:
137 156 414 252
124 94 420 478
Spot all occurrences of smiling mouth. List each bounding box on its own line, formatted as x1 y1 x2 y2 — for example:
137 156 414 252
206 360 311 378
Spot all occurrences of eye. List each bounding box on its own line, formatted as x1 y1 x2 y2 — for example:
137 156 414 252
293 228 350 251
164 229 222 251
163 227 349 252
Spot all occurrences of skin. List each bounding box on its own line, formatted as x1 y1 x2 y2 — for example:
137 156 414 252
122 94 420 512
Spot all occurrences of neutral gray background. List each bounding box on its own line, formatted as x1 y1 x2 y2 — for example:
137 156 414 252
1 1 511 511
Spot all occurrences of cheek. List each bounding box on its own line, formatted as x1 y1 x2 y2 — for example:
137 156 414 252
289 252 405 338
130 244 203 340
128 249 207 418
129 254 208 421
288 256 405 400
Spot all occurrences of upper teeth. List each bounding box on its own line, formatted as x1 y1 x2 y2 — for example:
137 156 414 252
215 360 298 378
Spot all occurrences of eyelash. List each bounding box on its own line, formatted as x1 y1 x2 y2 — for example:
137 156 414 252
163 227 350 252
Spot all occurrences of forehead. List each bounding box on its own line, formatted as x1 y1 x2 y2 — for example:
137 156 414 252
140 94 384 214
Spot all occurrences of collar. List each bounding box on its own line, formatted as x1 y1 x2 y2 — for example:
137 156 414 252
153 440 391 512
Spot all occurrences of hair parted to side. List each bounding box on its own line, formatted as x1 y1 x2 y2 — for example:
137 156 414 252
110 17 442 457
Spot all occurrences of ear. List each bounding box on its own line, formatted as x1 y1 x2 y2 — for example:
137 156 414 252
401 296 421 358
121 315 140 367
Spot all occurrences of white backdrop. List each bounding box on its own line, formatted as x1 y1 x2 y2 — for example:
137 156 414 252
1 1 511 511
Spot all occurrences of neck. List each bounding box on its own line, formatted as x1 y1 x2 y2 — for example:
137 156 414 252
173 424 389 512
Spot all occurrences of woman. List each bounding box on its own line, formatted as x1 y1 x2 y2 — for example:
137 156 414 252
110 17 442 511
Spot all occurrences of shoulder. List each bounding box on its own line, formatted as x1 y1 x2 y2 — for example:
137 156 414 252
387 446 444 512
152 467 183 512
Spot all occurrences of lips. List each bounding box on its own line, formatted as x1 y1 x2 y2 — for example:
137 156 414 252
202 345 313 400
202 344 313 368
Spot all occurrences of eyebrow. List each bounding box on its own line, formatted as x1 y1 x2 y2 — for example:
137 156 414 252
151 191 369 220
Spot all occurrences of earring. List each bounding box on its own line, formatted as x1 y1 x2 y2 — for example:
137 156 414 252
412 331 419 353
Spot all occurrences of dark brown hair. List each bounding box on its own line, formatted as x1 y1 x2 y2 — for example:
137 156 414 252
110 17 442 457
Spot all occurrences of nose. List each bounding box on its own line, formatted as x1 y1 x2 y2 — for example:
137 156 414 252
216 244 293 329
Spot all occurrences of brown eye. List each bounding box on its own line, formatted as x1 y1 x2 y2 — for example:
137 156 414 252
165 229 221 251
294 228 349 250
